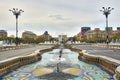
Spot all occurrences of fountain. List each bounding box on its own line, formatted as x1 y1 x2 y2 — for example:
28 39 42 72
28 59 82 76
56 62 60 72
1 48 114 80
59 49 62 59
55 49 64 72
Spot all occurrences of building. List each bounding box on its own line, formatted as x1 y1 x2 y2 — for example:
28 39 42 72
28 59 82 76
9 35 15 38
117 27 120 30
86 28 106 43
105 27 113 31
86 28 120 43
40 31 52 41
0 30 7 39
74 32 82 41
58 35 67 43
111 30 120 42
22 31 37 40
73 27 91 42
81 27 91 37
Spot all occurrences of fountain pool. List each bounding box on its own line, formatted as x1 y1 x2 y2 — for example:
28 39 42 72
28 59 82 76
2 49 114 80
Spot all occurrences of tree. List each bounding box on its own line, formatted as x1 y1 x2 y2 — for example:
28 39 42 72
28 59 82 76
36 36 45 43
22 37 36 44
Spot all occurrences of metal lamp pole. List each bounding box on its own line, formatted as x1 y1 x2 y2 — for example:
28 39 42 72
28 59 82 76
100 7 114 48
9 8 24 46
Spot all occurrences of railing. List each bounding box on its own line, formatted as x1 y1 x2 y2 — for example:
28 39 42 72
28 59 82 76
0 45 30 52
95 44 120 50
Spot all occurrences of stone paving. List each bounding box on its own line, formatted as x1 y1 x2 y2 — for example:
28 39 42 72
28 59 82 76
73 45 120 60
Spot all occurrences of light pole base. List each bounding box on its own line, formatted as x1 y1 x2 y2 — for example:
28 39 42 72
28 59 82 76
106 44 109 48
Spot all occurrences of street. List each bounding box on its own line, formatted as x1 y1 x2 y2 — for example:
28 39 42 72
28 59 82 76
73 45 120 60
0 45 53 61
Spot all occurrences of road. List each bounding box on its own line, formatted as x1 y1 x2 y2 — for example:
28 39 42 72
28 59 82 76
0 45 53 61
73 45 120 60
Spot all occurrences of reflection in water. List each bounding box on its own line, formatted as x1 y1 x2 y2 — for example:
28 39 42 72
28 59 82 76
2 49 114 80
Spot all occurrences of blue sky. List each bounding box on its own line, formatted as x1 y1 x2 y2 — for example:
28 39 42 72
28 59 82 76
0 0 120 37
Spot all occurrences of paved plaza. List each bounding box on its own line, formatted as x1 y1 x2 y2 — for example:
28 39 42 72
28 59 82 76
73 45 120 60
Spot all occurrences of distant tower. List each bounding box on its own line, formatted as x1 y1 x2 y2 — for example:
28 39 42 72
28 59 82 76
117 27 120 30
105 27 113 31
0 30 7 39
81 27 91 38
44 31 48 35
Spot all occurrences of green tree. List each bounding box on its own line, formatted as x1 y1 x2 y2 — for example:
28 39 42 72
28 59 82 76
36 36 45 44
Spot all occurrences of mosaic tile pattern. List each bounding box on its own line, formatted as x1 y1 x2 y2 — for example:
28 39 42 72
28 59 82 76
2 49 114 80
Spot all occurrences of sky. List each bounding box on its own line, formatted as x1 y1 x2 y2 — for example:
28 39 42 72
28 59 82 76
0 0 120 37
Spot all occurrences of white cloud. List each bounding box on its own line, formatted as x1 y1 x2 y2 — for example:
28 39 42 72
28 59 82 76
48 14 71 21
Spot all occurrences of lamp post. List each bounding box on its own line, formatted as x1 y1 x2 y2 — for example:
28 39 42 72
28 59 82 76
9 8 24 46
100 7 114 48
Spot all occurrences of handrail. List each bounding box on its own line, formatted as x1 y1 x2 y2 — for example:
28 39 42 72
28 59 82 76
0 45 30 52
95 44 120 50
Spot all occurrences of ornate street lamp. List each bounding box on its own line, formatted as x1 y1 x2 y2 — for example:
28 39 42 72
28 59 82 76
9 8 24 46
100 7 114 47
